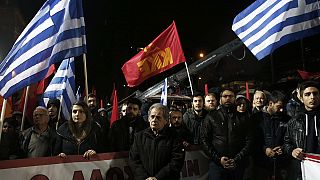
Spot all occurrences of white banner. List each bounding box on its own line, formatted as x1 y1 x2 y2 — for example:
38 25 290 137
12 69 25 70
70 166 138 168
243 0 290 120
0 146 209 180
302 153 320 180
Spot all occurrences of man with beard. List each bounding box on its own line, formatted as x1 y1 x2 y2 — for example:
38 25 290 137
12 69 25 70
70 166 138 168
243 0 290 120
109 98 148 152
183 92 207 145
87 93 99 120
252 90 290 180
284 81 320 180
169 108 192 147
204 93 218 111
201 88 252 180
47 99 65 129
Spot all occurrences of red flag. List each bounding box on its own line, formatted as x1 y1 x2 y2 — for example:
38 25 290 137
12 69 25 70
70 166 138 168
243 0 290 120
36 64 55 94
122 21 186 87
110 88 119 127
246 82 251 102
204 84 208 95
0 96 13 119
298 70 320 80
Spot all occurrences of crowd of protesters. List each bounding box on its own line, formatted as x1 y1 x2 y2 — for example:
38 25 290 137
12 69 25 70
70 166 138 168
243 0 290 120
1 80 320 180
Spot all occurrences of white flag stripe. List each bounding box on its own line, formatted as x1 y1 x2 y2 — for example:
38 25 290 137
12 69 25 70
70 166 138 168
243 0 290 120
232 0 277 30
0 35 83 84
235 0 291 38
251 17 320 55
21 18 55 47
232 0 320 60
42 58 76 120
0 59 49 95
241 2 319 44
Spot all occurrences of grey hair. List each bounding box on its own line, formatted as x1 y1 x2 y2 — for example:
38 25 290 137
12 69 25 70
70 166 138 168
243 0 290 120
148 103 169 121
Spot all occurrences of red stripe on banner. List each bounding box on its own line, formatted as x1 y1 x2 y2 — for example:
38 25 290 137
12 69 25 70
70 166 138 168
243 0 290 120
304 153 320 161
0 152 128 169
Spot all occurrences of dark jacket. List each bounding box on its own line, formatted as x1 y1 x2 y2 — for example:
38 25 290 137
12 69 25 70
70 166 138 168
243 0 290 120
183 109 208 144
54 121 102 155
171 124 192 144
283 109 320 179
129 126 185 180
109 116 148 152
201 105 252 166
259 111 290 168
21 126 57 157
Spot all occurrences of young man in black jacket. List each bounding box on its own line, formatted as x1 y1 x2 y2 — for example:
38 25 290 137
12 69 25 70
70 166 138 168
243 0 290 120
129 103 185 180
284 80 320 180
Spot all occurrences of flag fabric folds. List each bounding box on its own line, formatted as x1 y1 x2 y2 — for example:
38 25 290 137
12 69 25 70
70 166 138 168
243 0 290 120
110 86 119 127
232 0 320 60
160 78 168 106
122 21 186 87
42 58 76 120
0 0 86 98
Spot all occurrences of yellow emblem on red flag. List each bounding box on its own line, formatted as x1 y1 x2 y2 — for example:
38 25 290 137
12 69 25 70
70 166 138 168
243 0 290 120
122 21 186 87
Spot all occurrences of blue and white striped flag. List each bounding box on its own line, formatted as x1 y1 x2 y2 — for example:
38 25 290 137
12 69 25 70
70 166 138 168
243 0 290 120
0 0 86 98
42 58 76 120
232 0 320 60
160 78 168 106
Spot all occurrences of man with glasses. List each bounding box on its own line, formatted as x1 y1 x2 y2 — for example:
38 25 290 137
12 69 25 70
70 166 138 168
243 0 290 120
201 88 252 180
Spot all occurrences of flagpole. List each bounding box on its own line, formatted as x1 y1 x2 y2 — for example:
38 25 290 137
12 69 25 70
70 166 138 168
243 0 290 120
0 98 7 141
56 94 63 130
21 86 30 132
184 62 194 95
83 54 89 103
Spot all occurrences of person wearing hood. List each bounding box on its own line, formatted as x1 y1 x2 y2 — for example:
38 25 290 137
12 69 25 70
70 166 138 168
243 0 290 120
201 88 252 180
47 98 65 129
284 80 320 179
54 101 102 159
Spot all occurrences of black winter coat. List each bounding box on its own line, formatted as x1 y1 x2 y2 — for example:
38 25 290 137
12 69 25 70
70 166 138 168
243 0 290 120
201 106 252 166
54 121 102 155
109 116 148 152
183 109 208 145
129 126 185 180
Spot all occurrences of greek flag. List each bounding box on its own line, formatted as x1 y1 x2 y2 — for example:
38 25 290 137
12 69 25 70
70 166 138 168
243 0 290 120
42 58 76 120
160 78 168 106
0 0 86 98
232 0 320 60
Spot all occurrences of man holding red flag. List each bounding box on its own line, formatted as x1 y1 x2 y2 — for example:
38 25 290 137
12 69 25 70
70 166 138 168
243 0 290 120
122 21 186 87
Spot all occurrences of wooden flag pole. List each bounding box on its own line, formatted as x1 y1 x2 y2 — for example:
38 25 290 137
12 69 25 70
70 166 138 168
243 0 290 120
0 98 7 141
184 62 194 95
83 54 89 103
21 86 30 132
56 94 63 130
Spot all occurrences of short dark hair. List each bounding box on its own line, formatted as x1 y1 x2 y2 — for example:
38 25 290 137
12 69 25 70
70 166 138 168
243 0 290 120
88 93 96 99
127 98 142 109
298 80 320 97
268 90 286 104
192 91 204 101
220 88 235 97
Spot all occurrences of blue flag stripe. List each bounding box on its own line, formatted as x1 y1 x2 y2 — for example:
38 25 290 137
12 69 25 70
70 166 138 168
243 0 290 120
232 0 320 60
0 0 86 98
42 58 76 120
